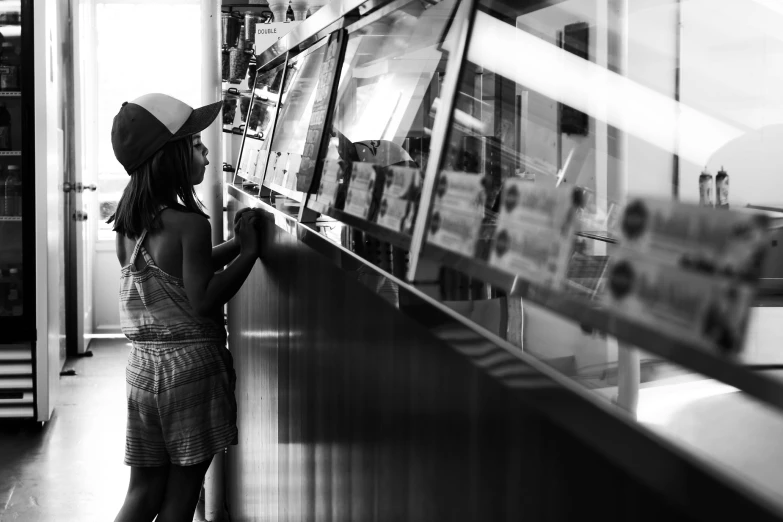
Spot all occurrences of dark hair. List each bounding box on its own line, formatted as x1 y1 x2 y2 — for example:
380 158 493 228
107 136 207 238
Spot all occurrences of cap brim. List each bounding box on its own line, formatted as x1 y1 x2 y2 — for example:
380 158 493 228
169 100 223 141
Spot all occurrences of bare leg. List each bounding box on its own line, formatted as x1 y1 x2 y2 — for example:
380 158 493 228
114 465 169 522
156 456 214 522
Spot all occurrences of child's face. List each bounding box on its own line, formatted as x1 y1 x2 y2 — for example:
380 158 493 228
190 133 209 185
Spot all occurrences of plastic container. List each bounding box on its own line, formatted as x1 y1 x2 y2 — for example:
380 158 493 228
229 47 251 83
5 165 21 216
223 88 240 127
222 12 241 48
244 12 258 48
0 103 11 151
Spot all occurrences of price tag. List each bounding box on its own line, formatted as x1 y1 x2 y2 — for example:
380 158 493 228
428 201 484 257
344 186 372 219
376 195 410 233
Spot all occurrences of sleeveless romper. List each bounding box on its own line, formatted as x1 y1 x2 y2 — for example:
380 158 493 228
119 228 238 467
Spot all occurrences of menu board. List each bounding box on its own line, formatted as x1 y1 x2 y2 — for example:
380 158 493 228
603 199 770 354
296 29 346 193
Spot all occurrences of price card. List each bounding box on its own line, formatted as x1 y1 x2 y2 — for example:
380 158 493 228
255 22 301 54
350 162 379 192
604 249 755 354
433 170 486 210
617 198 769 281
487 179 582 286
489 220 572 286
428 200 484 257
344 186 372 219
383 166 420 198
268 151 287 187
602 198 772 355
376 195 410 232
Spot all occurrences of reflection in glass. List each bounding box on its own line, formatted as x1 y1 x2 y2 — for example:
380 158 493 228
263 42 328 197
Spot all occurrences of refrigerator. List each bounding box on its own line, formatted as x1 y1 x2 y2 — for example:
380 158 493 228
0 0 67 422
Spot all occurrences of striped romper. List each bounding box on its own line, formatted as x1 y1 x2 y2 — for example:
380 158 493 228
119 229 238 467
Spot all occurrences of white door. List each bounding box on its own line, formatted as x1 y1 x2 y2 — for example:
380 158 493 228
72 0 98 348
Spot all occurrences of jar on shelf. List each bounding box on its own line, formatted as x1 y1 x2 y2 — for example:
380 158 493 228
222 12 241 49
223 88 240 127
229 47 251 84
244 12 258 48
222 49 230 81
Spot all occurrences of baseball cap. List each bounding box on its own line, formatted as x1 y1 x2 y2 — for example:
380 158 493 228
111 93 222 174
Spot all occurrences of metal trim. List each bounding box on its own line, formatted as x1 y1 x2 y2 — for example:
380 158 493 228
255 0 369 67
406 0 477 280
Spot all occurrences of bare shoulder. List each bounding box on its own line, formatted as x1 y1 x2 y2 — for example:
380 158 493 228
160 209 211 240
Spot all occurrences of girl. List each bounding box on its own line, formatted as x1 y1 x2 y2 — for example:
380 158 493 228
108 93 262 522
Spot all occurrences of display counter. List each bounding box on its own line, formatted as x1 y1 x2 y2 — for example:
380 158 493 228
224 0 783 519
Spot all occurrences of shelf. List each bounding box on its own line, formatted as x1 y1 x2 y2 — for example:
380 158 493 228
420 241 783 415
0 216 21 222
0 151 21 156
322 207 413 250
265 181 304 203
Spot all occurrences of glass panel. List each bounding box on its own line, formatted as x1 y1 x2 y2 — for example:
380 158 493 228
0 0 23 317
235 61 286 185
424 0 783 509
308 0 461 274
262 42 329 199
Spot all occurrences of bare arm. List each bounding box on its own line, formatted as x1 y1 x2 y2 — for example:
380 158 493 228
212 237 240 271
182 214 260 317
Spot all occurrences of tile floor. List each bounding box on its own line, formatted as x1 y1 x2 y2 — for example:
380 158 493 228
0 338 206 522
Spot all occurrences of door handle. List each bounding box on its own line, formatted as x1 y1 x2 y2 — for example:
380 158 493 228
63 182 75 193
81 184 97 192
72 210 88 221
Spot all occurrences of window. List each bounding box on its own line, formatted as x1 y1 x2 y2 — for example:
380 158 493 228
88 1 202 241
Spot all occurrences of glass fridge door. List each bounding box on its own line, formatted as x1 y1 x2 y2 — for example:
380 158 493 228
0 0 25 326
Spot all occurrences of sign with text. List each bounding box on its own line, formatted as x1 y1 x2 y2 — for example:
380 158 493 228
255 22 301 54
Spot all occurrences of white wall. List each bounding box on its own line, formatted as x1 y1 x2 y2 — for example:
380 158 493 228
680 0 783 208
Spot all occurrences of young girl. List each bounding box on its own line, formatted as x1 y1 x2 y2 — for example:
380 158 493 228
108 93 262 522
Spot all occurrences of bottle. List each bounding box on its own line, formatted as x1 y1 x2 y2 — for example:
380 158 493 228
7 267 21 316
0 42 19 91
699 167 713 207
716 167 729 209
5 165 20 216
0 103 10 151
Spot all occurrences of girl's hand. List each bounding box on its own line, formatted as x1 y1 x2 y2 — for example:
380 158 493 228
236 211 261 255
234 206 267 226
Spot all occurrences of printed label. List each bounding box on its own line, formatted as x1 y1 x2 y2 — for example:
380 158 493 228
350 162 378 193
604 249 755 354
376 195 410 232
489 220 572 286
383 166 420 199
618 198 769 282
344 186 372 219
427 201 484 257
434 171 486 211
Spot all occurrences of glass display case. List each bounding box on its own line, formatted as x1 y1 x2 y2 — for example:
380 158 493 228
228 0 783 513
